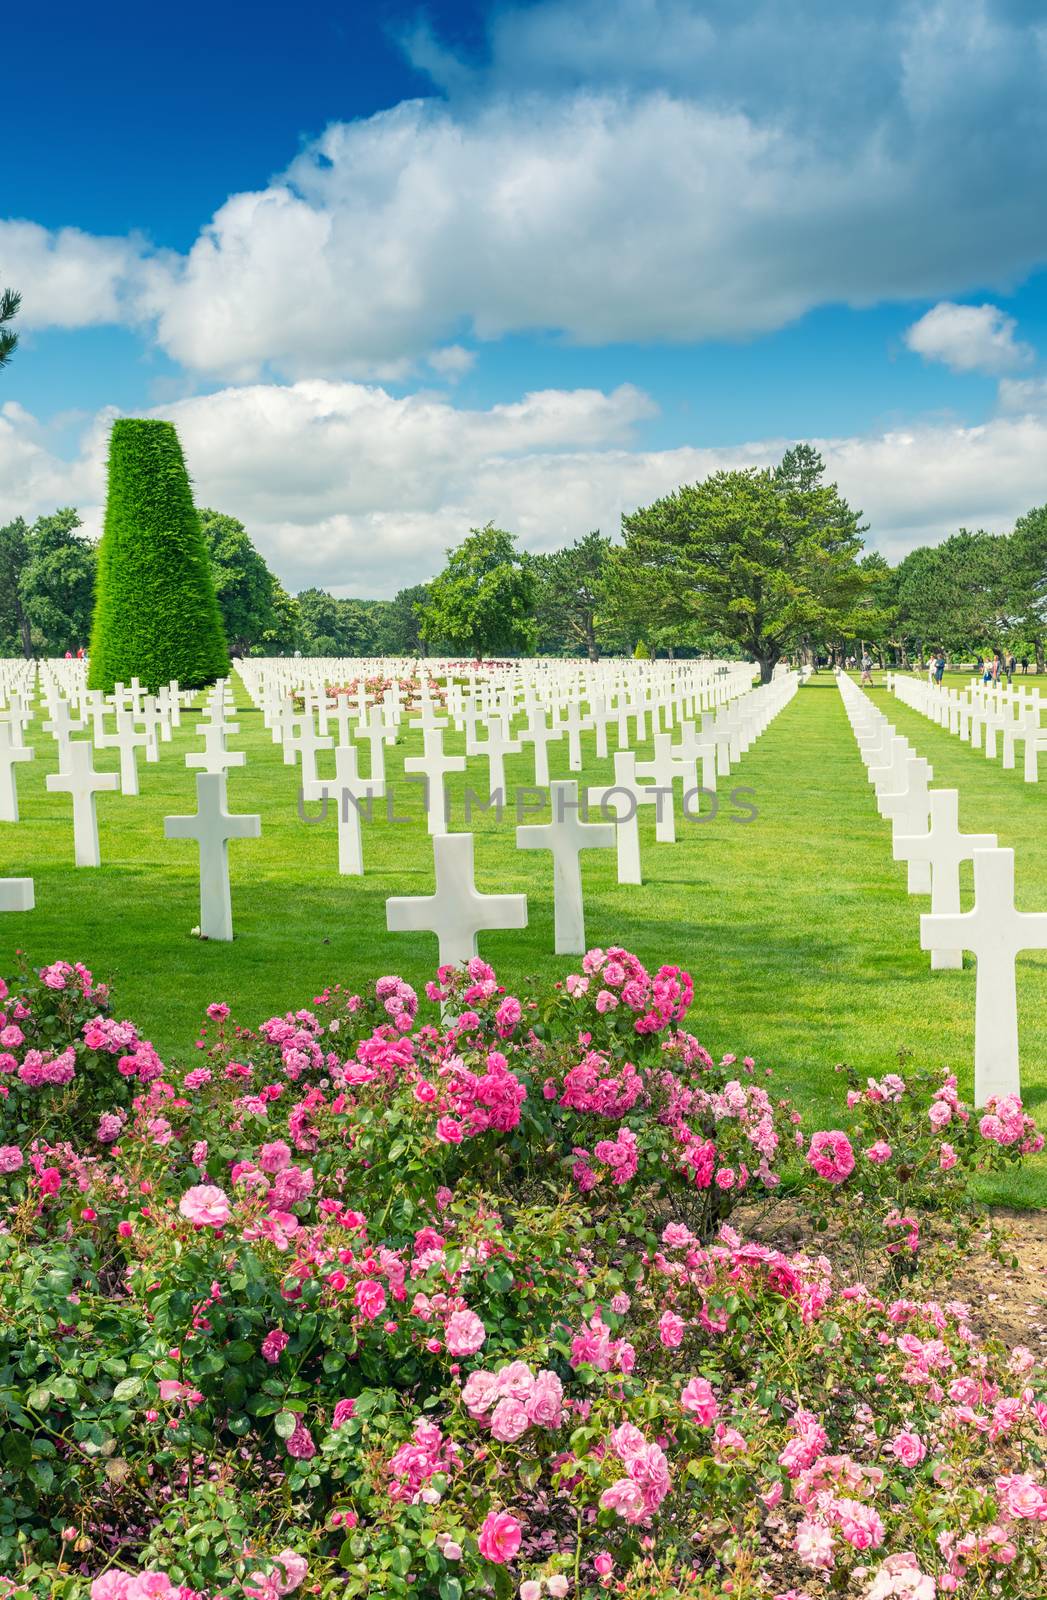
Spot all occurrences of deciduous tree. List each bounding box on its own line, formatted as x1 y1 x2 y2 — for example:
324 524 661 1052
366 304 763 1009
420 525 536 658
612 446 868 681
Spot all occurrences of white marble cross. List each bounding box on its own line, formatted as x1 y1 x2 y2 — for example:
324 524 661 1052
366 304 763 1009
155 687 176 742
561 700 593 771
921 847 1047 1103
1024 724 1047 783
43 699 86 768
386 832 527 967
410 696 449 736
164 772 261 941
138 696 164 761
634 733 686 843
0 877 34 912
473 715 522 796
287 714 333 789
588 695 614 760
100 709 149 796
879 755 934 893
166 680 185 729
186 722 247 779
0 722 34 822
519 713 564 787
45 740 120 867
330 695 356 749
516 780 614 953
303 744 382 875
896 790 996 969
404 728 466 834
671 720 717 799
355 703 393 785
587 752 657 885
0 694 32 748
199 687 235 729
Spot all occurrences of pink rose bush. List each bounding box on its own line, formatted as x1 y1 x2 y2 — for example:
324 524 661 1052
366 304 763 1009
803 1063 1042 1277
0 951 1043 1600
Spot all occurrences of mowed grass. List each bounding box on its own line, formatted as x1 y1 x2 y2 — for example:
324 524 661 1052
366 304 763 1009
2 671 1046 1204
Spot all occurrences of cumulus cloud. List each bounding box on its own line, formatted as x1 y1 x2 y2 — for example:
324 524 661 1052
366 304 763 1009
997 375 1047 413
5 2 1047 373
904 301 1034 375
3 380 1044 596
140 64 1047 378
0 220 163 330
427 345 476 379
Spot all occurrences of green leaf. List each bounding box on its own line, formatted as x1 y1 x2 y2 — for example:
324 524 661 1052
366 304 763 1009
274 1410 297 1439
112 1377 143 1402
1 1432 32 1469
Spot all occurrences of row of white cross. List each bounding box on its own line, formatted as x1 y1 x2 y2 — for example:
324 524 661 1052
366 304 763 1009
838 671 1047 1105
0 677 230 910
888 671 1047 782
0 662 798 965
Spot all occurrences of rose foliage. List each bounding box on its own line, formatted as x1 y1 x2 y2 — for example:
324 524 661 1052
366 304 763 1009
0 950 1044 1600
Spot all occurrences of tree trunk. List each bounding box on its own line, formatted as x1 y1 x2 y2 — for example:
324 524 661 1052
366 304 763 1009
585 618 598 662
17 601 32 658
757 654 777 684
1035 636 1045 674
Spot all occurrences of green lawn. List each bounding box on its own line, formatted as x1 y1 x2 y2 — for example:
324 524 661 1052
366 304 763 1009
2 671 1046 1203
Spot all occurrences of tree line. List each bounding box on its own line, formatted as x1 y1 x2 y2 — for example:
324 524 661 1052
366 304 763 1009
0 509 429 660
2 443 1044 670
414 446 1046 677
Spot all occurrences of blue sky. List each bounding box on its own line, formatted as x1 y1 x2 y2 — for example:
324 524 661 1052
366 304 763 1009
6 0 1047 595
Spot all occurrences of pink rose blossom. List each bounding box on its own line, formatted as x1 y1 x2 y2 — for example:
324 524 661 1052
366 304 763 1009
806 1130 855 1184
890 1431 926 1467
178 1184 230 1227
680 1376 719 1424
445 1308 486 1356
477 1510 522 1563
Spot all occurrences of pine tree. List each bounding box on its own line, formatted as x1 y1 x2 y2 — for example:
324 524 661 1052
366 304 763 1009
88 420 229 693
0 284 20 371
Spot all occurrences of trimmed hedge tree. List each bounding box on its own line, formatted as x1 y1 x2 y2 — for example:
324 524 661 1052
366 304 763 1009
89 419 230 693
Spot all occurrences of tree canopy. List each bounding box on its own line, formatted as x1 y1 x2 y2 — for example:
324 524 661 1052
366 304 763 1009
419 525 537 658
5 464 1046 672
610 445 870 680
0 511 96 657
533 531 621 660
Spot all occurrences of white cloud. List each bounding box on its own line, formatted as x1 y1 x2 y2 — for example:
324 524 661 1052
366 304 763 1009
904 301 1034 375
0 220 162 330
2 380 1043 596
136 80 1047 378
997 375 1047 413
427 345 476 379
5 3 1047 374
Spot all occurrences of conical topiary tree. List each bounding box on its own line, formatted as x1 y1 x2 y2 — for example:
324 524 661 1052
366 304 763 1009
89 419 230 693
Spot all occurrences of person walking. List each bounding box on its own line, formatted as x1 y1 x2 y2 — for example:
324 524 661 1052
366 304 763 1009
860 650 873 686
1006 651 1016 684
934 649 946 687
